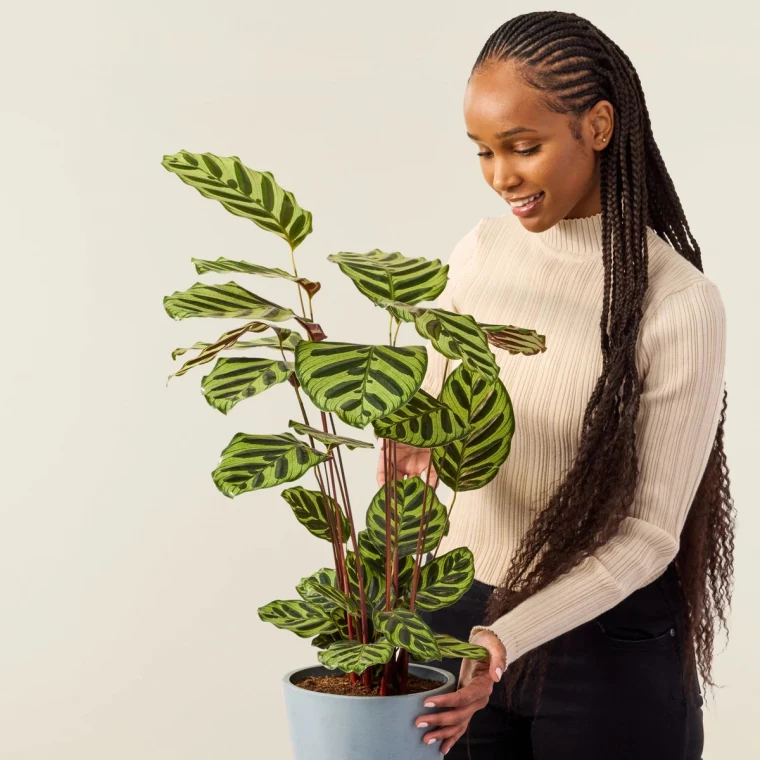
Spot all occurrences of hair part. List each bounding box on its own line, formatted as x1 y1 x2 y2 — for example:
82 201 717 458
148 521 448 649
471 10 735 714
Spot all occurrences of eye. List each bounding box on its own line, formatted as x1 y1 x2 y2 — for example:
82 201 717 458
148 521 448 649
476 146 541 158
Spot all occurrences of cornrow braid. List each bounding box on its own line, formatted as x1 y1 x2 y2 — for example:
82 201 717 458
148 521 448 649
471 11 735 713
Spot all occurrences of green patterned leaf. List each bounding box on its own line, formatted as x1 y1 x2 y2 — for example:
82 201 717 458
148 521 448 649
212 433 328 497
257 599 336 638
296 568 340 611
317 639 395 674
377 300 499 384
201 357 293 413
373 609 441 662
281 486 351 542
432 365 515 491
371 387 470 447
312 631 343 649
345 550 394 613
357 530 416 588
434 633 489 660
366 477 448 558
326 250 448 306
330 607 351 639
305 580 360 616
191 257 321 297
162 151 313 250
288 420 375 451
479 322 547 356
171 330 301 361
294 341 428 428
411 547 475 611
168 320 286 377
164 281 295 321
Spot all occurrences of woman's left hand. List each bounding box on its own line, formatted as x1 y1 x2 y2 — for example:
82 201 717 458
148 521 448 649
414 630 507 755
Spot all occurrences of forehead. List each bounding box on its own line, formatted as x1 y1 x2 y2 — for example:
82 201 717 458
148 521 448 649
464 62 557 135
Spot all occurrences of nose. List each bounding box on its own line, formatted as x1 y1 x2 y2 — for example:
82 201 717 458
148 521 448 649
490 158 521 195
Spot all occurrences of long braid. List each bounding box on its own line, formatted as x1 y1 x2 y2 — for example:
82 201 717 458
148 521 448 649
468 12 735 712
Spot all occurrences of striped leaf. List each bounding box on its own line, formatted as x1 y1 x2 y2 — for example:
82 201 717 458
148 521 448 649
296 568 340 611
326 250 448 306
304 580 360 616
201 357 293 414
281 486 351 542
164 281 295 321
432 365 515 491
378 299 499 384
287 420 375 451
294 341 428 428
212 433 328 498
411 547 475 611
171 331 301 361
191 257 320 297
162 151 313 250
366 478 448 558
357 529 416 588
345 550 395 612
169 320 291 377
330 607 350 638
311 631 343 649
373 609 441 662
371 387 470 447
317 639 395 674
479 322 547 356
257 599 336 638
434 634 488 660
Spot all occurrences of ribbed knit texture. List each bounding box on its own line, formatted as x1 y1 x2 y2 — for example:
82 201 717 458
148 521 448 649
419 212 727 669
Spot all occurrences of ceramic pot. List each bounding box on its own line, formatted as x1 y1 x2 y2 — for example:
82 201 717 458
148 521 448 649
282 662 456 759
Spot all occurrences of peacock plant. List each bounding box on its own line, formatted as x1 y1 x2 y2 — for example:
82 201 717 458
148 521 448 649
161 149 546 697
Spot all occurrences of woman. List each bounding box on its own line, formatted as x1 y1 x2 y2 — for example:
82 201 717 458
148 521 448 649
376 11 734 759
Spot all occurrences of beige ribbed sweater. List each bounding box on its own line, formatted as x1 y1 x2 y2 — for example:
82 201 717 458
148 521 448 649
419 212 726 668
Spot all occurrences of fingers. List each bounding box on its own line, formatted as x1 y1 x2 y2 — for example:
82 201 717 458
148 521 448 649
441 728 467 756
415 682 491 749
470 630 507 683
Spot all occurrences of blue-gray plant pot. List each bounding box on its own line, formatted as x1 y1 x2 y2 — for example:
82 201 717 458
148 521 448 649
282 663 457 759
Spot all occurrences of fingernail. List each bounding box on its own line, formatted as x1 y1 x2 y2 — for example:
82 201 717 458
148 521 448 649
417 722 429 728
495 667 503 681
427 738 438 745
424 701 435 708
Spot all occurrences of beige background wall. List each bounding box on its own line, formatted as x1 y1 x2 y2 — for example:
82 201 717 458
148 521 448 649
1 1 757 757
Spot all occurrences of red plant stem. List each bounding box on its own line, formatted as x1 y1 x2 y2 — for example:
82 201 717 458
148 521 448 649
409 456 435 610
320 413 372 692
392 440 400 599
327 414 370 646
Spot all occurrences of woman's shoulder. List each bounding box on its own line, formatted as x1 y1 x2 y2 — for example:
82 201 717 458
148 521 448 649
644 228 723 319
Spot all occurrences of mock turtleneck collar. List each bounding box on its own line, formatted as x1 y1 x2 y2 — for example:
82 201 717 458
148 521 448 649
535 212 603 256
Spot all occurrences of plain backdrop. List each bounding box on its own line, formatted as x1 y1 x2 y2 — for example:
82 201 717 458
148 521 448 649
1 1 758 757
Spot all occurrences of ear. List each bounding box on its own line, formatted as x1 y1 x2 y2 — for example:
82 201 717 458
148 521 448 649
589 100 614 148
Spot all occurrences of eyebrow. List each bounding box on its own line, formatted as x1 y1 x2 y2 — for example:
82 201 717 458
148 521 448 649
466 126 539 141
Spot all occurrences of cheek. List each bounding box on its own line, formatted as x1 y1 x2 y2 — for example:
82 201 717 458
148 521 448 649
539 148 592 195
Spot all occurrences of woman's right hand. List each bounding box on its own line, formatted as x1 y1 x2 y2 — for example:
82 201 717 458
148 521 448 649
375 438 439 488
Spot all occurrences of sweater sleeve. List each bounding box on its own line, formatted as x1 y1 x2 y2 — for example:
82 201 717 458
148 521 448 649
469 281 727 667
418 218 484 399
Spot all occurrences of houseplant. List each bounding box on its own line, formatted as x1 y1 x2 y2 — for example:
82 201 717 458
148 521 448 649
161 150 545 759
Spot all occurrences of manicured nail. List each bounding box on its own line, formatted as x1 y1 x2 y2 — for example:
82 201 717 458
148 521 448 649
495 667 503 681
427 738 438 745
424 701 435 707
417 722 428 728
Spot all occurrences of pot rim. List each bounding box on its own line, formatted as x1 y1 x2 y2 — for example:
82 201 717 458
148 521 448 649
282 662 456 700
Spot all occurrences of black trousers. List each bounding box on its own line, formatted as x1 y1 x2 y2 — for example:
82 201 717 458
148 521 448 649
418 558 704 759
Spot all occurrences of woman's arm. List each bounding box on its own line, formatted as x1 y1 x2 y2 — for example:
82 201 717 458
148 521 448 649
470 281 727 668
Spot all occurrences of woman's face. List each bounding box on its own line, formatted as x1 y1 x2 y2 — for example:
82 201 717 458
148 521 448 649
463 60 613 230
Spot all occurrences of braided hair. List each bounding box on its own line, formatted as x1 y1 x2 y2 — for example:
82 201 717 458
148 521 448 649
473 11 735 711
